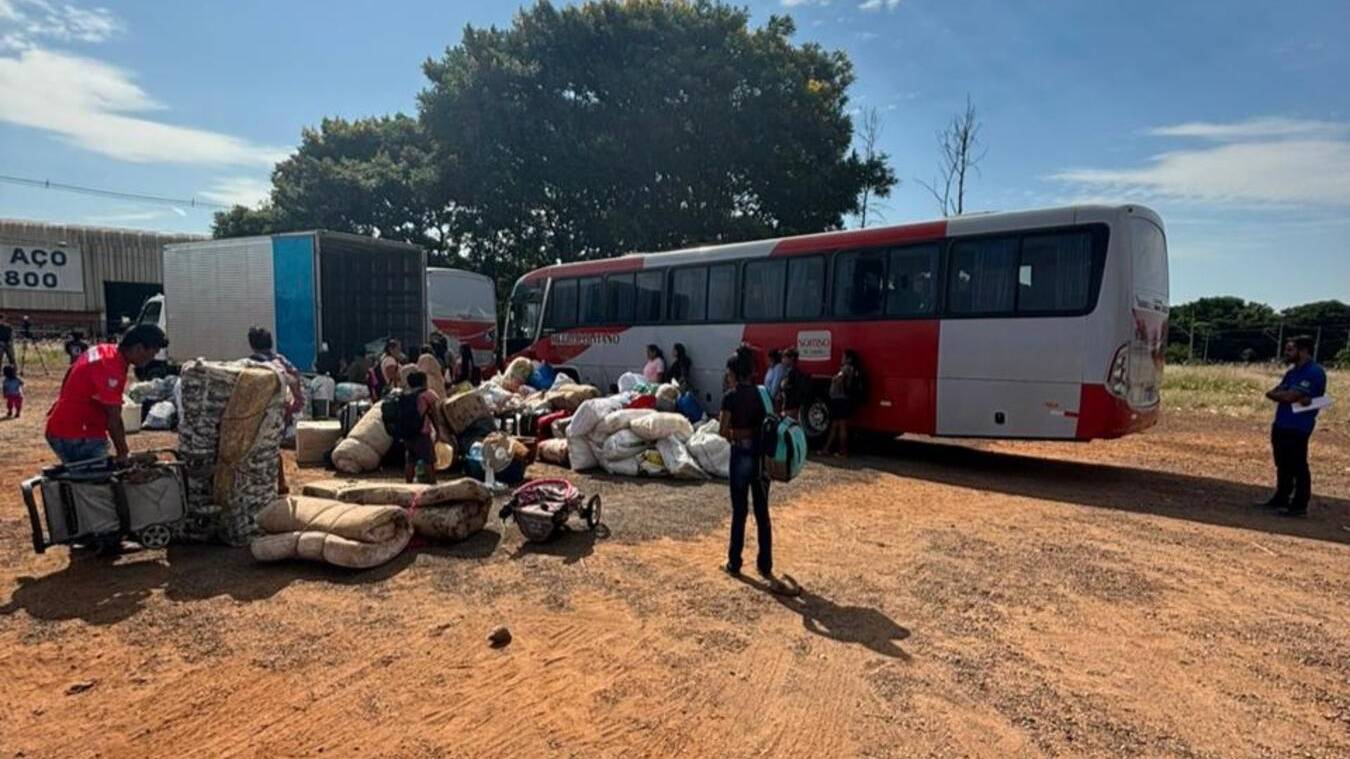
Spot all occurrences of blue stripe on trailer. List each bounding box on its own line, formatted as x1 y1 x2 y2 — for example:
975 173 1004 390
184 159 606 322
271 234 316 369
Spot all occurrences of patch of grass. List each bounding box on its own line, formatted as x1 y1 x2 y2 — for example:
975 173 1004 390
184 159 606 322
1163 363 1345 430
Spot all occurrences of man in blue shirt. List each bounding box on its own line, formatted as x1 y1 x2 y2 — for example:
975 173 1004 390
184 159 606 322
1260 335 1327 518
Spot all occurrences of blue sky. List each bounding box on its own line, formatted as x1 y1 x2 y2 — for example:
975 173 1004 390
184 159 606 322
1 0 1347 307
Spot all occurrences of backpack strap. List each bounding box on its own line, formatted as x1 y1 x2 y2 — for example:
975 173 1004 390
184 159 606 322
757 386 773 415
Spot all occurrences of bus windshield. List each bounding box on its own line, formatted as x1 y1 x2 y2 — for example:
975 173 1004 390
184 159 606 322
505 279 544 355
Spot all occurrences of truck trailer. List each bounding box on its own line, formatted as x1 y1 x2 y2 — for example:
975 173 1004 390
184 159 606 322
155 231 427 370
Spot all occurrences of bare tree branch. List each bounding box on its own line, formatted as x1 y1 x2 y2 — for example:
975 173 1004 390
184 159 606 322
917 94 984 217
856 106 892 228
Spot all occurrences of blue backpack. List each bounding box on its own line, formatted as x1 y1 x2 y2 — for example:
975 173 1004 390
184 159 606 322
757 386 807 482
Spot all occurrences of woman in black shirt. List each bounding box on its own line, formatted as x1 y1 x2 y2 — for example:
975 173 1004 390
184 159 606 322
719 348 790 593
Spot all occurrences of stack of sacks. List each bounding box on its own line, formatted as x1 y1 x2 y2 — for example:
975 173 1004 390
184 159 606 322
654 383 680 411
250 495 412 569
544 384 602 413
687 419 731 478
303 478 492 542
583 407 711 480
330 402 393 474
177 360 286 545
565 395 625 472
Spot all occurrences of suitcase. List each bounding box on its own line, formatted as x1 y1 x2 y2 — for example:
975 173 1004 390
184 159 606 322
21 450 188 554
339 400 373 437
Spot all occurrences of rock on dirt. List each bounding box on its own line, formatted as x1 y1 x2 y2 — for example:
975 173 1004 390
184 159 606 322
487 626 512 648
65 680 97 696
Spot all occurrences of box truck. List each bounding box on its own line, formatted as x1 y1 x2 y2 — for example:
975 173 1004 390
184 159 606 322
148 231 427 370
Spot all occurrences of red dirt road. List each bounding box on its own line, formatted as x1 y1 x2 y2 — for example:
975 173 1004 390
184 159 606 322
1 373 1347 757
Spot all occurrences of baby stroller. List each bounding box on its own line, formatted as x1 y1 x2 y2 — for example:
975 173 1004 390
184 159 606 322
498 478 602 543
21 449 187 554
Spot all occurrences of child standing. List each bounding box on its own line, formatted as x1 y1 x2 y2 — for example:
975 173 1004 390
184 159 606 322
3 364 23 418
396 371 439 484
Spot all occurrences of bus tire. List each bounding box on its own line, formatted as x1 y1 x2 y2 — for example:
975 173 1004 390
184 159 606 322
801 396 832 441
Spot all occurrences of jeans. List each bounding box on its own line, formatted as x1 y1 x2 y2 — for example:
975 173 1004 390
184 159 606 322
0 340 14 368
728 443 772 575
1270 425 1312 510
47 436 110 468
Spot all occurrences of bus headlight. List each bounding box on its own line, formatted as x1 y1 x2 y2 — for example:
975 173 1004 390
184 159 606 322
1107 343 1129 398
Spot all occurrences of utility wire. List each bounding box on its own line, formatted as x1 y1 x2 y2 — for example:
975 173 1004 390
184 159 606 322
0 173 232 210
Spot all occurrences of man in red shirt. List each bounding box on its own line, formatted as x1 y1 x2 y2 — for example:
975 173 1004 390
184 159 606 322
45 325 168 467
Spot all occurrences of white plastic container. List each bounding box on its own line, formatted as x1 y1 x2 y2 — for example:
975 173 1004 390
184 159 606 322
121 402 142 434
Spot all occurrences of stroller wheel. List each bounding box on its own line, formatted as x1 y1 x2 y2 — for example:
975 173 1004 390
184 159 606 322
138 523 172 549
584 494 602 531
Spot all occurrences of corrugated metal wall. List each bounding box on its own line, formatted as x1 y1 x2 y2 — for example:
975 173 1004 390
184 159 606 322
0 219 204 313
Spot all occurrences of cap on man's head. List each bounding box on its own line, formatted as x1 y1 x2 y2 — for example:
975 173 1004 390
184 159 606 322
120 324 168 351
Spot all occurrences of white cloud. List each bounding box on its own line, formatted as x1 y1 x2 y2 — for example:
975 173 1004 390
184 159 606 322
1051 117 1350 208
0 47 289 166
83 207 186 225
781 0 831 6
200 176 272 207
859 0 901 11
1148 116 1349 141
0 0 120 50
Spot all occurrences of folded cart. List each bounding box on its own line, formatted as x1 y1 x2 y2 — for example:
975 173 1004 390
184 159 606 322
21 450 187 554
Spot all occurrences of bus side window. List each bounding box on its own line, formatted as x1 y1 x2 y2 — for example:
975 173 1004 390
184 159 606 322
708 264 737 321
886 245 939 317
785 256 825 319
578 276 605 325
670 267 708 322
834 249 887 317
636 270 664 322
947 237 1019 315
607 273 635 323
1017 232 1093 313
546 278 578 329
743 259 786 320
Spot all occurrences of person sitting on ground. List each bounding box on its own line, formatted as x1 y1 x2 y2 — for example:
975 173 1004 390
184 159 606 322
63 331 89 364
46 324 167 467
665 342 694 392
397 370 439 484
1259 335 1328 518
247 327 304 495
455 343 482 387
3 364 23 419
719 346 792 594
776 348 809 421
822 349 864 458
643 344 666 383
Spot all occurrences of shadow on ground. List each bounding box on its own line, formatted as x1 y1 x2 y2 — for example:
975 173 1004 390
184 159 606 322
813 437 1350 544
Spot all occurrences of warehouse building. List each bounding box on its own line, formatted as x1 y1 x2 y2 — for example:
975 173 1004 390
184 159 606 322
0 219 204 338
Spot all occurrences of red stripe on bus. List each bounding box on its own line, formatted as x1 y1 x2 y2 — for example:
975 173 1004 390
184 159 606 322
1075 384 1158 439
770 220 947 256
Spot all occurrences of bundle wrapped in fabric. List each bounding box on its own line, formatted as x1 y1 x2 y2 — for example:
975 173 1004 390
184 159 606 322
306 478 492 542
537 437 569 465
442 390 491 434
688 419 731 479
594 408 654 440
569 396 625 439
567 435 598 471
250 496 411 569
654 383 680 411
545 384 602 413
177 359 286 545
629 412 694 442
657 436 708 480
331 402 392 474
601 429 648 462
127 376 178 404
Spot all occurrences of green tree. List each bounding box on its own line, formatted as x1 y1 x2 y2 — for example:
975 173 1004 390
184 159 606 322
211 203 278 238
419 0 895 287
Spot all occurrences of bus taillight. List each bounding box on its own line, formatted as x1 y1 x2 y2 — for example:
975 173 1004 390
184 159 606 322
1107 342 1129 398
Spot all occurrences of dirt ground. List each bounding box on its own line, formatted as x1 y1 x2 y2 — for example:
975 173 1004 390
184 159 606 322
1 370 1347 758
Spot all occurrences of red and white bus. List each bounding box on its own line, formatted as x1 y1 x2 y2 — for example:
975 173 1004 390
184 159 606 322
503 205 1168 441
428 267 497 371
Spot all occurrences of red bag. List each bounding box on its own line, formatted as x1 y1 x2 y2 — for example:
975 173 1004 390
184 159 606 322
626 394 657 410
535 410 570 440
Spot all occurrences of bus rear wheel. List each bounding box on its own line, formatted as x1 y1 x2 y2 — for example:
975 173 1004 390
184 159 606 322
802 397 832 441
